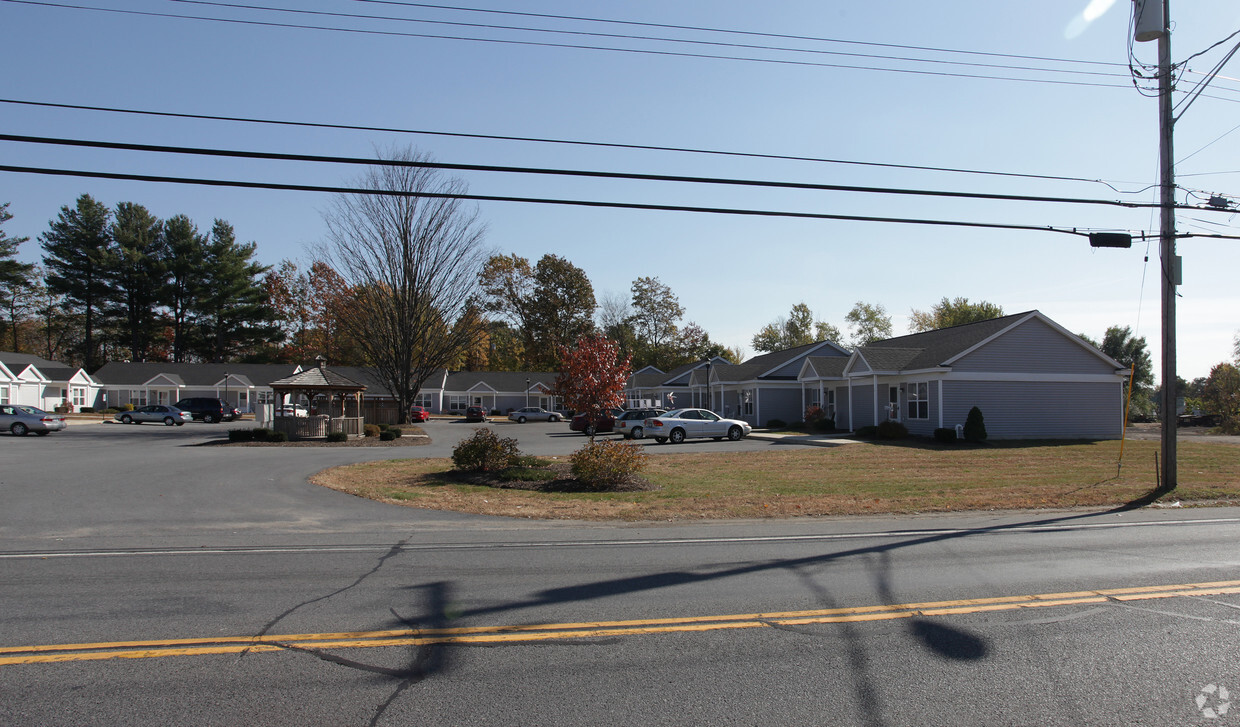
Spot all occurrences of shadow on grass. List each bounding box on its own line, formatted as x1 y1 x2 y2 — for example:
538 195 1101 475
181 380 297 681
849 437 1119 452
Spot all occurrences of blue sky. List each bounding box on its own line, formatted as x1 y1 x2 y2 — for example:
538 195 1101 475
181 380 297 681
3 0 1239 379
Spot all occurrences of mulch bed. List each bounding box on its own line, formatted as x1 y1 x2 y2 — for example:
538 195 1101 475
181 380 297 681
443 462 655 493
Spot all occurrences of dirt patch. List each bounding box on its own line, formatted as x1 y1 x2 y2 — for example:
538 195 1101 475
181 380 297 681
439 462 655 493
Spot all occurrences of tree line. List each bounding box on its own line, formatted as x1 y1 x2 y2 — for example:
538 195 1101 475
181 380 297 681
1 195 277 369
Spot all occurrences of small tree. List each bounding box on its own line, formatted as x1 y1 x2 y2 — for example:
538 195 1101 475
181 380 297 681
963 406 988 442
553 334 632 441
1203 362 1240 434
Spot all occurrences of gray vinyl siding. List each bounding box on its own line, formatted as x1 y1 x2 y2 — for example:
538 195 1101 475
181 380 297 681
952 318 1116 374
850 382 878 428
758 387 802 427
833 386 850 428
942 380 1123 439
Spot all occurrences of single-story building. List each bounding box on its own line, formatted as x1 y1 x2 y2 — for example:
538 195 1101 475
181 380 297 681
0 352 102 411
797 310 1129 439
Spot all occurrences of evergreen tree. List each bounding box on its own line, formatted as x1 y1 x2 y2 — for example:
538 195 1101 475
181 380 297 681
0 202 36 351
191 220 278 362
107 202 167 361
40 194 112 370
161 214 206 362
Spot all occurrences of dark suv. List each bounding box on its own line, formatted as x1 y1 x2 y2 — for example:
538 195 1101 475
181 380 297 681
173 397 240 424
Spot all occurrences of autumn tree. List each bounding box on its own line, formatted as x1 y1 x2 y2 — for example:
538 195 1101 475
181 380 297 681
0 202 36 351
845 301 893 347
1203 362 1240 434
552 334 632 440
908 297 1004 332
752 302 842 353
322 146 491 423
478 253 595 369
40 194 112 370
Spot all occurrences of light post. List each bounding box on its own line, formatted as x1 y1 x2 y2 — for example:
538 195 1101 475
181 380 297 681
525 378 530 410
224 371 230 408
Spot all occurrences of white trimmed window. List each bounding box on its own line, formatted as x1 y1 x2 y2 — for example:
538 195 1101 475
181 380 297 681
907 382 929 420
413 393 434 408
448 394 470 410
0 386 8 405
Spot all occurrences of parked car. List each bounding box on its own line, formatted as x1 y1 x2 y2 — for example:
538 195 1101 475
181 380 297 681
570 408 625 436
615 408 667 440
275 404 309 417
645 408 751 444
115 405 190 426
0 404 68 436
464 406 488 422
173 397 240 424
408 405 430 423
507 406 561 423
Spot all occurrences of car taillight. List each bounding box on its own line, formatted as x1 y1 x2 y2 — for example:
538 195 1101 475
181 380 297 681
649 419 663 426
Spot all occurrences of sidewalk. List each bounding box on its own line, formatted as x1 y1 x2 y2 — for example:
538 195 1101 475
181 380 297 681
746 430 863 447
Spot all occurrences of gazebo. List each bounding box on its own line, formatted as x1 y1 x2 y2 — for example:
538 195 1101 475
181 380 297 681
268 356 367 439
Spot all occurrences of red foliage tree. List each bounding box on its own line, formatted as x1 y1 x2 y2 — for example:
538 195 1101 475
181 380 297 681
553 334 632 440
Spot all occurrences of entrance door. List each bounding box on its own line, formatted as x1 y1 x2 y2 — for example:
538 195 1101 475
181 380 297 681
888 386 900 421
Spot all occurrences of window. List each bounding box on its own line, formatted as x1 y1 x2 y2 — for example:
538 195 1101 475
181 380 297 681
0 386 8 405
413 393 433 408
130 389 148 407
448 394 470 411
907 382 929 420
825 390 836 421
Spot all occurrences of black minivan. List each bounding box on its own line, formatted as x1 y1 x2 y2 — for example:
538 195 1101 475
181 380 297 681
173 397 240 424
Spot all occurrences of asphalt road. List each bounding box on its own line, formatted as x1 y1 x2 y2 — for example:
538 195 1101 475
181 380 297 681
2 420 1239 725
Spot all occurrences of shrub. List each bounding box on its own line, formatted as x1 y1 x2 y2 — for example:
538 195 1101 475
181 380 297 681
452 427 520 472
326 430 348 443
570 440 647 490
933 427 958 444
387 427 403 438
269 430 289 442
81 406 95 413
804 405 825 425
228 428 254 442
377 423 390 431
855 425 878 439
963 406 988 442
363 424 381 438
876 421 909 439
813 417 836 432
121 403 135 412
766 418 787 429
379 430 397 441
252 428 273 442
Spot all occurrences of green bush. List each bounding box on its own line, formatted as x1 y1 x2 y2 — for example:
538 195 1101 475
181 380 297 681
387 427 403 438
81 406 95 413
363 424 381 438
452 427 520 472
963 406 988 442
766 418 787 429
876 420 909 439
326 431 348 442
377 423 390 431
379 430 396 441
269 430 288 442
855 425 878 439
570 440 647 490
228 428 254 442
252 428 273 442
933 427 958 444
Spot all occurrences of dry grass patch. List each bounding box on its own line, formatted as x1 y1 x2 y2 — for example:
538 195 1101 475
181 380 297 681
310 439 1240 521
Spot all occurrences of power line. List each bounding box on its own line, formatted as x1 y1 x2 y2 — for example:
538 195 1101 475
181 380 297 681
0 98 1157 193
161 0 1136 83
0 132 1175 211
1 0 1156 92
0 162 1110 237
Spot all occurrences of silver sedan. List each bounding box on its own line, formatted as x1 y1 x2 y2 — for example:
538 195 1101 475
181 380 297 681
507 406 562 423
0 404 68 436
115 405 191 426
644 408 751 444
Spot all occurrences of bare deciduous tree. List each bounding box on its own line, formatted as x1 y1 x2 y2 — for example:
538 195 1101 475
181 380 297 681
321 147 490 423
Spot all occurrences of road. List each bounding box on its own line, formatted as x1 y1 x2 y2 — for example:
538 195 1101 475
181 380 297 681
2 421 1239 725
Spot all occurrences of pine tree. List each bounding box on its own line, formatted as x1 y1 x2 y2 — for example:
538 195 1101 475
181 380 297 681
107 202 167 361
40 194 112 370
161 214 206 362
191 219 278 362
0 202 36 351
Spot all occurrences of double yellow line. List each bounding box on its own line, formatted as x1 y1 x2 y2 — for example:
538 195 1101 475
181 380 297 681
5 579 1240 667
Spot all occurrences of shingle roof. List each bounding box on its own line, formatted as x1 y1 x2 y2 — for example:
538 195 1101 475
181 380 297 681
853 312 1032 372
92 362 302 387
444 371 558 392
803 356 848 378
270 365 366 390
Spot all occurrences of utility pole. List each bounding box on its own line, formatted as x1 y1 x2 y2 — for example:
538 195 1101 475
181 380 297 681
1135 0 1177 491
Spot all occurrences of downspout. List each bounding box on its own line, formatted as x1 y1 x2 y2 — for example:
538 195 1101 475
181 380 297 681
872 374 879 427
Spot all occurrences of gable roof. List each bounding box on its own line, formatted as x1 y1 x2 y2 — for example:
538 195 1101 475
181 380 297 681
0 351 92 383
92 362 302 387
799 356 849 379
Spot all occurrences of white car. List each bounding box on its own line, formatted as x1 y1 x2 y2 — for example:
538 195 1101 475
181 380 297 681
275 404 309 417
507 406 562 423
644 408 751 444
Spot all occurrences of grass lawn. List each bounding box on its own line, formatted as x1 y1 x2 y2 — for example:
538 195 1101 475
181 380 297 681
310 439 1240 522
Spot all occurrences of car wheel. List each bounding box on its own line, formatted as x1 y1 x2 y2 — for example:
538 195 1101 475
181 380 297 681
654 437 667 444
120 414 132 424
517 416 527 423
630 426 644 439
549 415 559 422
204 414 218 424
11 422 29 436
727 425 744 441
163 417 175 426
669 428 685 444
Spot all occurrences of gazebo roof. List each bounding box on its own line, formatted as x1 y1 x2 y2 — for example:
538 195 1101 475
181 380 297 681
269 359 367 392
